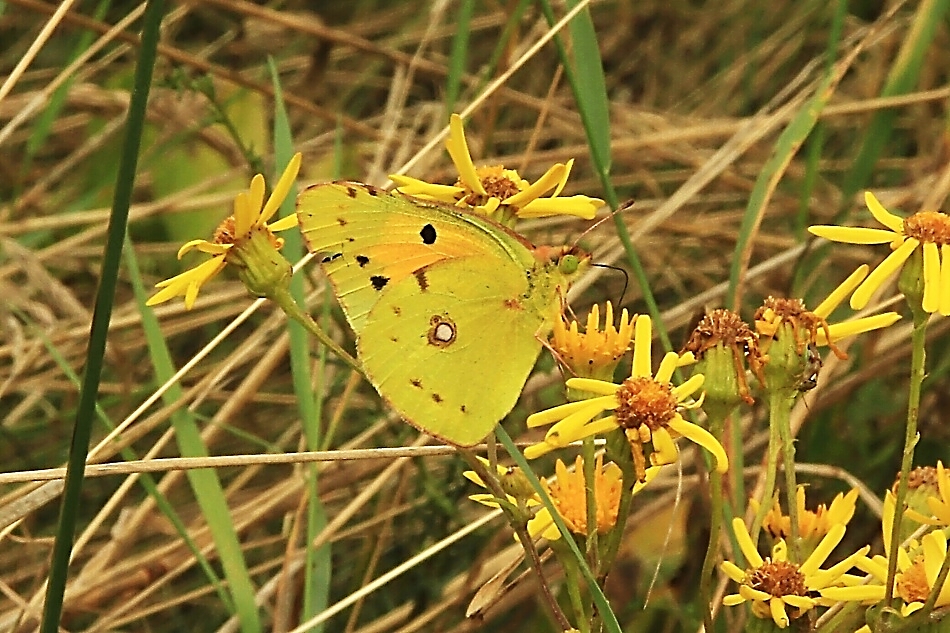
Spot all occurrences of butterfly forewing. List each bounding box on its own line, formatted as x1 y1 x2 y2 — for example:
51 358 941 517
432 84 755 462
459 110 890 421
297 182 536 333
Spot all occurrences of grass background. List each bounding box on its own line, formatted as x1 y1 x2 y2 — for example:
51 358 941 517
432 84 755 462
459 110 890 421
1 0 950 631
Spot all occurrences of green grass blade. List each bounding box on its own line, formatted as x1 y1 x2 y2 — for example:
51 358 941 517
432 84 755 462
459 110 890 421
268 57 332 629
31 294 234 612
497 427 622 633
40 1 168 630
445 0 474 117
841 0 950 203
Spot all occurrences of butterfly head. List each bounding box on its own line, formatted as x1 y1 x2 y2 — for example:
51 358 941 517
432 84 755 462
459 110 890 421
533 245 591 280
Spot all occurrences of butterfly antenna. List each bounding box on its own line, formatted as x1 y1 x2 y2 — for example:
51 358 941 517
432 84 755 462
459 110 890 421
571 197 635 245
591 263 629 306
644 456 683 607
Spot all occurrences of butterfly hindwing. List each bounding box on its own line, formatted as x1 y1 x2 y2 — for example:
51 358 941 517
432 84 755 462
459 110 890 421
358 256 550 446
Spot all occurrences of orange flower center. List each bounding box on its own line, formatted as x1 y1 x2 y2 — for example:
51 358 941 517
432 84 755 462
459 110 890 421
903 211 950 246
896 559 930 604
748 559 807 598
456 165 522 207
213 216 238 245
614 377 677 432
893 465 939 493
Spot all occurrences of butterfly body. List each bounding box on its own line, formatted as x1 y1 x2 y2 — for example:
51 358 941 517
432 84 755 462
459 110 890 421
297 181 588 446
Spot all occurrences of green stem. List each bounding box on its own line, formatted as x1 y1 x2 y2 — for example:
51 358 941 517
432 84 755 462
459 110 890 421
750 405 781 543
270 285 365 377
699 405 730 633
885 312 928 602
773 390 800 560
40 1 167 630
456 448 572 630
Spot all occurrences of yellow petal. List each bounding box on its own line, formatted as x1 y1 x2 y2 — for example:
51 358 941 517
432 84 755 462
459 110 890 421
259 152 301 226
668 417 728 473
801 523 846 576
445 113 486 195
632 315 652 378
865 191 906 233
517 195 602 219
818 313 901 345
732 517 763 567
267 214 299 233
808 225 897 244
940 244 950 316
504 163 566 207
720 561 747 583
769 596 790 628
813 264 869 318
922 241 941 313
850 238 919 309
236 175 265 236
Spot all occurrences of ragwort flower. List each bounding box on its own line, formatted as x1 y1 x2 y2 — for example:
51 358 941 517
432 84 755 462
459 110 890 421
147 153 302 309
753 265 901 391
754 487 859 557
821 493 950 630
464 454 636 542
391 113 603 224
720 518 869 629
551 302 635 382
809 191 950 315
525 315 727 482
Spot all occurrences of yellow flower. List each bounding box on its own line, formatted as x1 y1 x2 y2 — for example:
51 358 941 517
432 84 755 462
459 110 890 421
809 192 950 315
525 315 727 482
720 518 869 629
925 461 950 526
527 454 623 540
551 302 635 382
147 153 302 309
754 264 901 352
390 113 603 224
755 487 859 548
753 266 901 392
821 488 950 633
465 455 655 542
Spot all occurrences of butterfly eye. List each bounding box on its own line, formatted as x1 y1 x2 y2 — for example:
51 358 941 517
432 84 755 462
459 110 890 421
559 254 580 275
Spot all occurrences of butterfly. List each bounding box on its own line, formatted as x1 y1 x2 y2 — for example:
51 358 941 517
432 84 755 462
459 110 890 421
296 181 589 446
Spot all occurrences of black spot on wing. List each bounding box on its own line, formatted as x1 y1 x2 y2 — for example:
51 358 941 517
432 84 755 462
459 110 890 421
321 252 342 263
356 254 370 267
336 217 347 226
410 378 423 388
432 393 443 404
344 186 358 199
460 404 466 413
370 275 389 291
420 223 436 245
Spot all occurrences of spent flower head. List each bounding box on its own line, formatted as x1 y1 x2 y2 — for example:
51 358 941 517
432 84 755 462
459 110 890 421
551 302 635 383
525 315 726 482
682 308 763 406
720 517 869 629
146 153 302 309
390 113 603 226
753 265 901 392
809 192 950 315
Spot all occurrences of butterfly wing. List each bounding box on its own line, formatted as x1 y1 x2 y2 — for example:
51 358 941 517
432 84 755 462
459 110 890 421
357 256 560 446
297 181 536 333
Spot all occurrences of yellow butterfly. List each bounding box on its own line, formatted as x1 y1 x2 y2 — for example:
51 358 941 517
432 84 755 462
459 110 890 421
296 182 589 446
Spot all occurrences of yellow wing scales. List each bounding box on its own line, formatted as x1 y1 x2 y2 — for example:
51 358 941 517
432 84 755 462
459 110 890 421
297 181 535 333
296 181 589 446
358 257 557 446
